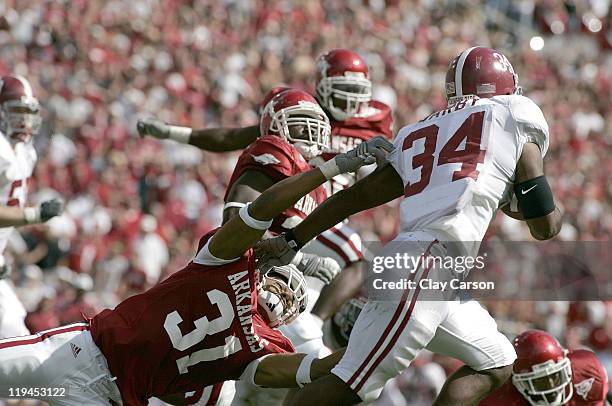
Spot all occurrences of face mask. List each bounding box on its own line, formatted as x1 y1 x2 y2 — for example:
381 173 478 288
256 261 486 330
293 142 321 160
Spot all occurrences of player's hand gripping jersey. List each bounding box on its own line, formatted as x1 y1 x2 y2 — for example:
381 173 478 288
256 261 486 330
90 230 294 405
390 95 549 254
225 135 327 234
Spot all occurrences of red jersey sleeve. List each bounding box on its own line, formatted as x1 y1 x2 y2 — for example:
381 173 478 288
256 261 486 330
568 349 609 405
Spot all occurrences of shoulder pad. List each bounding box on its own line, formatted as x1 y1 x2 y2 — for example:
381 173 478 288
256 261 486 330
508 95 550 156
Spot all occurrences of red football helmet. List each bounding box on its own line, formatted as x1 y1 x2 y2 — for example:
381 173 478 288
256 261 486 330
259 86 291 114
260 89 331 160
512 330 573 406
0 75 41 143
445 46 521 107
315 49 372 121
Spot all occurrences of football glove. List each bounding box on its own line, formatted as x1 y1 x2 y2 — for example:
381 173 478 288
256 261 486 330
137 118 192 143
137 117 170 139
293 254 341 285
319 136 394 179
24 199 63 223
254 234 298 270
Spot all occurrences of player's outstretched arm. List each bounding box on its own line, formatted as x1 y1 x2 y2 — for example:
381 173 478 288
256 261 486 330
225 170 342 284
296 162 403 244
255 162 403 266
137 118 259 152
252 349 345 388
209 137 393 260
0 199 62 228
503 142 562 240
223 170 274 223
209 167 327 260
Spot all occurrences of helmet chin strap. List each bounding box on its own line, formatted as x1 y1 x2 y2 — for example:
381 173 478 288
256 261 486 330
257 289 284 327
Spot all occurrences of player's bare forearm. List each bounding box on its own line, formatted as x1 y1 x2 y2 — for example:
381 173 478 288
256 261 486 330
0 206 32 227
210 168 326 259
527 206 563 240
248 168 326 221
189 125 259 151
254 349 345 388
294 163 403 244
310 348 345 380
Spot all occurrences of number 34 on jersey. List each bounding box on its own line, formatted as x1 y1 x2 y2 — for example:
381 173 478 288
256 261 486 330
399 99 488 198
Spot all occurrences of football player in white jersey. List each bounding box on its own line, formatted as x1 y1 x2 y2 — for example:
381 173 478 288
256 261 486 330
0 75 63 339
256 46 563 405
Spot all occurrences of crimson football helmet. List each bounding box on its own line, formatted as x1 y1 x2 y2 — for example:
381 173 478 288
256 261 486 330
260 88 331 160
259 86 291 114
512 330 573 406
315 49 372 121
257 264 307 328
445 46 521 107
0 75 41 143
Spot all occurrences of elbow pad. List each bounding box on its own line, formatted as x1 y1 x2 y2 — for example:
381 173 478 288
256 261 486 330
513 176 555 219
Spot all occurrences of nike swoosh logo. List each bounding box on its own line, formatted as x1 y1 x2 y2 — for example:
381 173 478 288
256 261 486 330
521 185 537 194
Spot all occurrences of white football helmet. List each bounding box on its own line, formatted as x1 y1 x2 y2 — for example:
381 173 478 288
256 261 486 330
258 264 308 328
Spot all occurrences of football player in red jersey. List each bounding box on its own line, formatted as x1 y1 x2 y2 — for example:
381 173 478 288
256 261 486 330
481 330 609 406
0 130 393 405
224 88 346 405
138 47 393 336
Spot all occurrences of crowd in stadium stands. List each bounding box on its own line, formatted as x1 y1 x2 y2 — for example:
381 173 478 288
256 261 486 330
0 0 609 403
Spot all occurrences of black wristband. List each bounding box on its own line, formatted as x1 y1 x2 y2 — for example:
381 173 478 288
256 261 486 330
284 229 304 251
514 175 555 219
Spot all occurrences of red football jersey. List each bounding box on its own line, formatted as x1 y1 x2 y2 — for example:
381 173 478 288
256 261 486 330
319 100 393 195
323 99 393 158
90 231 294 405
480 349 608 406
224 134 327 234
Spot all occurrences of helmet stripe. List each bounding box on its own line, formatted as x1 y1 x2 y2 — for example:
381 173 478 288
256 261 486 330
454 46 477 97
14 75 33 98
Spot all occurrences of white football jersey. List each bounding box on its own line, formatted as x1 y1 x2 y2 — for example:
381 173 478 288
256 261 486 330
0 279 29 338
0 132 37 264
390 95 549 253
